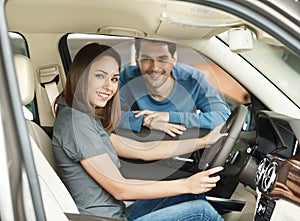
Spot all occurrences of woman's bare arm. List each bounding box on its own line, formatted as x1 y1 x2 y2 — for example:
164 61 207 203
80 153 223 201
111 123 226 161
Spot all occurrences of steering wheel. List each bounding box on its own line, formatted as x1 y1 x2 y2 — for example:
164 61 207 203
198 104 248 171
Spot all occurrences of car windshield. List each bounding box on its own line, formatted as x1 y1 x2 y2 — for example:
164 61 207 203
219 31 300 108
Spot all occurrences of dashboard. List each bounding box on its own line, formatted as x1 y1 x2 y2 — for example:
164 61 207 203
256 111 300 158
254 111 300 221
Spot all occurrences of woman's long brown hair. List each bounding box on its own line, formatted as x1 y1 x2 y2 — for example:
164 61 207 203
63 43 121 132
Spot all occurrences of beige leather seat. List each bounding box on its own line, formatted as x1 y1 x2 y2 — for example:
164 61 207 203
14 54 79 216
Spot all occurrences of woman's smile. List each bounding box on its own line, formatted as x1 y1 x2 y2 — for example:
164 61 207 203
97 91 111 100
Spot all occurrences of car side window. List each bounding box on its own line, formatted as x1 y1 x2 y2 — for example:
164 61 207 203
63 33 250 109
66 33 136 70
175 44 250 107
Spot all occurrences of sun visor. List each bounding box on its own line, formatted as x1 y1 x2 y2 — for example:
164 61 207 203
156 2 242 39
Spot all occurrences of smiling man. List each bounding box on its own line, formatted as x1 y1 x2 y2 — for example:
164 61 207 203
119 38 230 137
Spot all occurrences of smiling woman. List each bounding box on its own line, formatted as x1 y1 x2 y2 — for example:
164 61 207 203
63 43 121 132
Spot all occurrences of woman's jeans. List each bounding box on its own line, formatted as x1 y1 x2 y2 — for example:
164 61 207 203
125 194 223 221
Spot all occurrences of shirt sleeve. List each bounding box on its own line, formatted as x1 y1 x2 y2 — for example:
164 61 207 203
119 110 144 132
169 65 231 129
119 66 144 132
170 109 230 129
61 113 110 162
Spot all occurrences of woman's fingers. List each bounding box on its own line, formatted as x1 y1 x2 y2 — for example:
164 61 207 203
206 123 228 145
205 166 224 177
195 166 224 185
185 173 221 194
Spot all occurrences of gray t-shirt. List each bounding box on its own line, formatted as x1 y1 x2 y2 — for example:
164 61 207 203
52 97 126 220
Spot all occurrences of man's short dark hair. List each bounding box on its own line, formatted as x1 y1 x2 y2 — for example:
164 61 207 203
134 38 177 58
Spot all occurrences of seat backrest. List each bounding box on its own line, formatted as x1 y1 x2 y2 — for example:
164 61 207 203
26 120 60 174
14 54 58 173
14 54 79 215
30 136 79 214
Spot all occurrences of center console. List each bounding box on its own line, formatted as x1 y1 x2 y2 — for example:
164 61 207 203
254 155 300 221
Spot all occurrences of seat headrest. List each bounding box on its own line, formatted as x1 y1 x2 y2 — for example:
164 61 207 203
14 54 35 105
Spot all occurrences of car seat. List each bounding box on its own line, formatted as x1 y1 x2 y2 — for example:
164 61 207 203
14 54 79 216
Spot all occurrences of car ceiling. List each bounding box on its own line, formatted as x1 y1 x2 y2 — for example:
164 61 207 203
6 0 243 41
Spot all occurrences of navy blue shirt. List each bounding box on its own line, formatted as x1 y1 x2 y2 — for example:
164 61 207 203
119 63 230 132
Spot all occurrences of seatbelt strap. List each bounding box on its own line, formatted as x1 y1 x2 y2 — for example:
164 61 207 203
37 65 61 116
44 81 59 116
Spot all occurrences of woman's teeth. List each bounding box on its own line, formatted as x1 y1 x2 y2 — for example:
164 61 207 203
98 92 109 98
